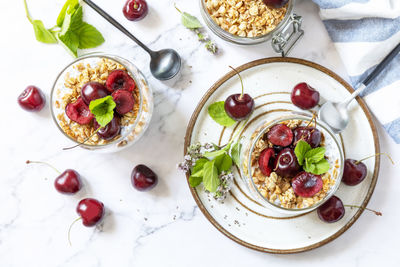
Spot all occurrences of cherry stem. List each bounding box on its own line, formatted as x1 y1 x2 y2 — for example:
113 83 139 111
174 3 182 13
26 160 61 174
63 127 100 151
306 112 318 128
344 205 382 216
68 217 82 246
229 66 245 100
355 153 394 165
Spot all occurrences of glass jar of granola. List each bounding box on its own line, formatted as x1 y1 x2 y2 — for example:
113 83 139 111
240 113 344 215
200 0 303 56
50 53 153 153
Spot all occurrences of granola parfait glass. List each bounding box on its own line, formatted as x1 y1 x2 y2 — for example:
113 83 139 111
240 113 344 215
50 53 154 153
200 0 304 56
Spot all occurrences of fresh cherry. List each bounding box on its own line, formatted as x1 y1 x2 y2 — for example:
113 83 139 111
263 0 289 8
112 90 135 115
65 97 94 125
274 148 301 177
106 70 136 93
131 164 158 191
76 198 105 227
18 86 46 112
342 159 367 186
292 171 323 198
224 66 255 121
81 82 109 105
317 196 345 223
291 82 320 110
267 124 293 147
293 126 321 148
94 116 121 140
123 0 148 21
26 160 82 195
258 148 276 176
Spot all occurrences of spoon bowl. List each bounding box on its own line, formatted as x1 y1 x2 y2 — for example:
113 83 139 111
150 49 182 80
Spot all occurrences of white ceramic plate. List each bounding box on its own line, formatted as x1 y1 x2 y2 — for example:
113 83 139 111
184 58 380 253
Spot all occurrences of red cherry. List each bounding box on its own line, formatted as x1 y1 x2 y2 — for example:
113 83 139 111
65 97 94 125
317 196 345 223
112 90 135 115
263 0 289 8
18 86 46 112
224 94 255 121
131 164 158 191
293 126 321 148
258 148 276 176
81 82 109 105
342 159 367 186
55 169 82 194
267 124 294 147
106 70 136 93
291 82 320 110
94 116 121 140
292 171 323 198
76 198 105 227
123 0 148 21
274 148 301 178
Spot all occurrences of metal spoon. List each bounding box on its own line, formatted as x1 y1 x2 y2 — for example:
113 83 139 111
83 0 181 80
319 42 400 133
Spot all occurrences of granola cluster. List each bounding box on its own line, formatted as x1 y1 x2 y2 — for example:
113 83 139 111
204 0 287 38
55 58 141 145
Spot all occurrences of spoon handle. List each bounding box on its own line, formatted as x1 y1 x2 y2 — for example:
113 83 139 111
82 0 153 55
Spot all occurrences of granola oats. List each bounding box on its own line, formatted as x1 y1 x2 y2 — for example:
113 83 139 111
204 0 287 38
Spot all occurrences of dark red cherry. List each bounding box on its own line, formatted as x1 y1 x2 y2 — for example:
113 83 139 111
55 169 82 194
291 82 320 110
94 116 121 140
112 90 135 115
106 70 136 93
131 164 158 191
274 148 301 177
18 86 46 112
258 148 276 176
76 198 105 227
224 94 255 121
342 159 367 186
317 196 345 223
292 171 323 197
81 82 109 105
65 97 94 125
263 0 289 8
267 124 293 147
123 0 148 21
293 126 321 148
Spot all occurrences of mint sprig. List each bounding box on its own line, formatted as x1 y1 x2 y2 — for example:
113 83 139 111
208 101 236 127
89 96 116 127
294 140 330 175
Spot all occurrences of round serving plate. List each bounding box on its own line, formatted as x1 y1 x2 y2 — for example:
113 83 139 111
184 57 380 253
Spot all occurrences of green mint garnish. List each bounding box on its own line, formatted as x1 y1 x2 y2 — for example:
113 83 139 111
202 160 220 193
89 96 116 127
230 140 242 166
208 101 236 127
294 140 330 175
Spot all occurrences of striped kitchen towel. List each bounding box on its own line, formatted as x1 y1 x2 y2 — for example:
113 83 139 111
312 0 400 143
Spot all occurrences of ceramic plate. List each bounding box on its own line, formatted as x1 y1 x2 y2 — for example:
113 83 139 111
184 58 380 253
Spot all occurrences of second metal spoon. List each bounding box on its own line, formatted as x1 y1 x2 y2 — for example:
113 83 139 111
83 0 181 81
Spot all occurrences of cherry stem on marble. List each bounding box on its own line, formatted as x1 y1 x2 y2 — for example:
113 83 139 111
26 160 61 174
68 217 82 246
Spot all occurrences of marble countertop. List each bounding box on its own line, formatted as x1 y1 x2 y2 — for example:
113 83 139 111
1 0 399 266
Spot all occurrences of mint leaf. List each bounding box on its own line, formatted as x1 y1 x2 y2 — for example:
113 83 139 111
181 12 202 29
189 175 202 187
304 158 316 174
190 169 203 178
214 153 232 173
57 0 79 27
203 160 219 193
313 158 330 175
58 31 79 57
192 158 208 174
305 147 326 163
78 22 105 49
31 20 58 44
208 101 236 127
89 96 116 127
294 140 311 166
230 140 242 166
203 142 231 159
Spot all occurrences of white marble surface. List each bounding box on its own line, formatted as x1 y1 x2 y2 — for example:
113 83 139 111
1 0 399 266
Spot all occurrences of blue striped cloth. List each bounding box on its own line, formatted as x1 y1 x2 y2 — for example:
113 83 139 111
312 0 400 143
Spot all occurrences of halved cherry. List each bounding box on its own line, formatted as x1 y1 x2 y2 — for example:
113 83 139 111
258 148 276 176
267 124 293 147
292 171 323 198
106 70 136 93
65 97 94 125
112 90 135 115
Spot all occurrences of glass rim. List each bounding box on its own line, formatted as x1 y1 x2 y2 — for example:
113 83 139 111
244 113 345 213
50 53 145 148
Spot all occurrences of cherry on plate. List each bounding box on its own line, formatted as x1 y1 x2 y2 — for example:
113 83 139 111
258 148 276 176
123 0 148 21
65 98 94 125
18 86 46 112
342 159 367 186
267 124 294 147
274 148 301 178
77 198 105 227
224 94 255 121
131 164 158 191
55 169 82 194
112 90 135 115
263 0 289 8
94 116 121 140
291 82 320 110
293 126 321 148
106 70 136 93
317 196 345 223
81 82 109 105
291 171 323 197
